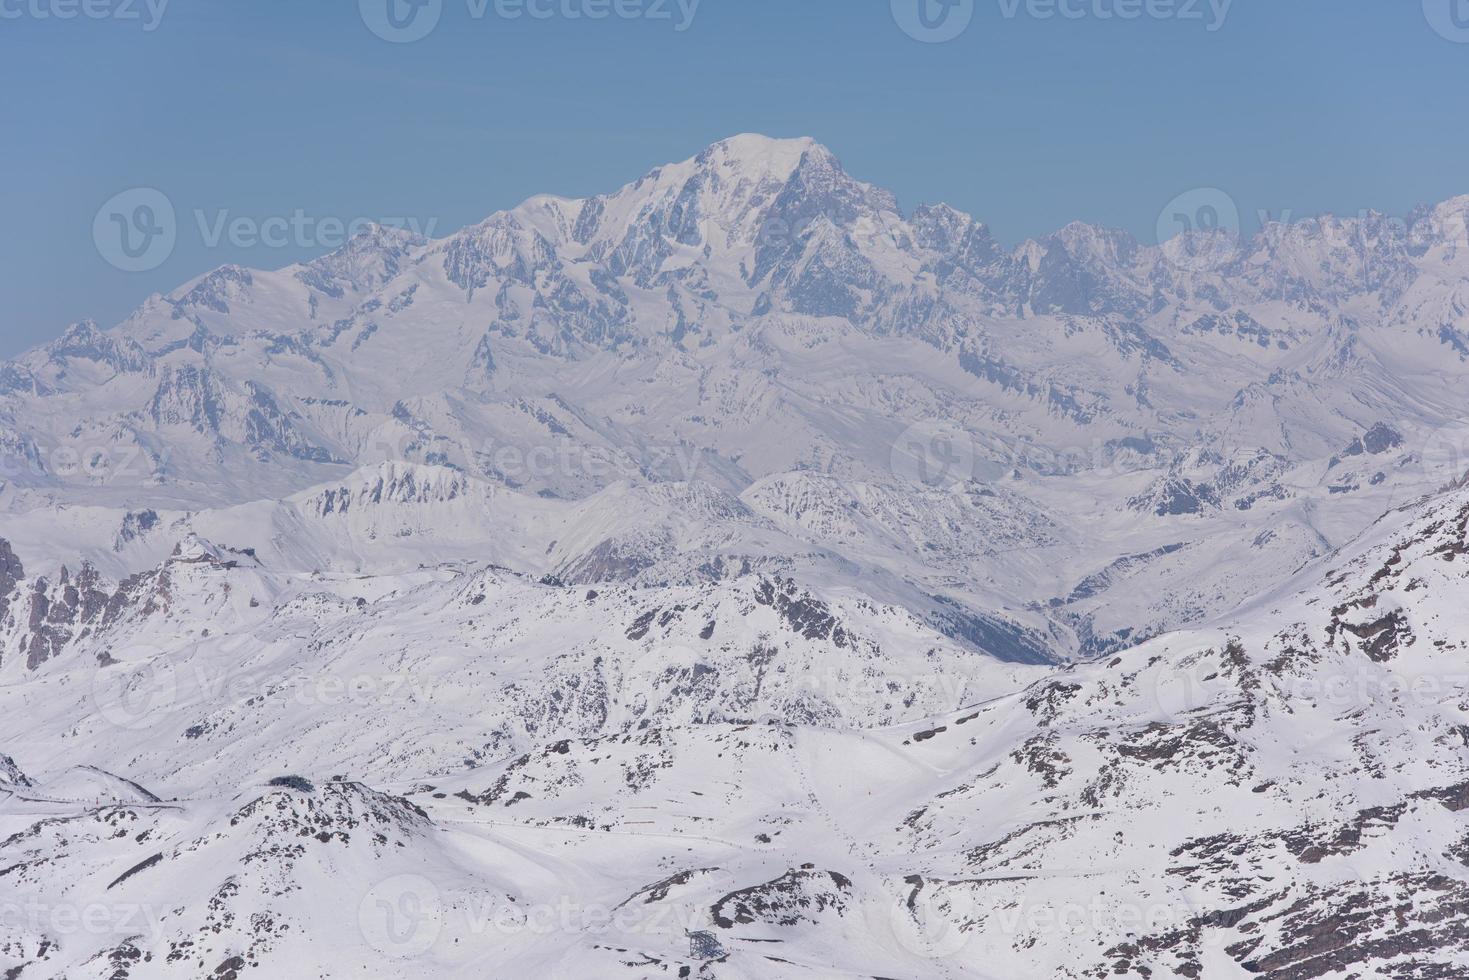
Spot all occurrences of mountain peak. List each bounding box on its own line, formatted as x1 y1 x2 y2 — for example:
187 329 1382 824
1423 194 1469 245
294 222 425 298
56 319 104 343
697 134 829 176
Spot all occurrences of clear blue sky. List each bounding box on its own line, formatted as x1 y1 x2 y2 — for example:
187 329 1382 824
2 0 1467 355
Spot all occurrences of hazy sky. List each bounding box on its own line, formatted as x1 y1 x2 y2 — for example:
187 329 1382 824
3 0 1467 355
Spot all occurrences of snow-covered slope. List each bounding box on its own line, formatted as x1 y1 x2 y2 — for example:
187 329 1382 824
4 477 1468 978
4 135 1469 978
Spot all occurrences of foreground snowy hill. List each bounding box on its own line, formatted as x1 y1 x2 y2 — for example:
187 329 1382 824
3 475 1468 977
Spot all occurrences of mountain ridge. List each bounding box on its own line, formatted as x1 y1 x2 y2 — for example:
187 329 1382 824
4 135 1469 657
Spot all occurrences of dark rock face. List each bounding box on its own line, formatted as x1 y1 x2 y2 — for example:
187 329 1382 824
145 365 338 464
1129 476 1221 517
116 510 160 548
44 320 152 377
107 852 164 890
1339 421 1405 459
1182 310 1288 349
0 538 25 645
928 594 1056 665
24 564 116 669
559 538 659 584
957 346 1101 425
1230 874 1469 980
1412 780 1469 813
169 265 254 318
0 752 31 788
265 775 316 793
0 540 220 673
753 578 846 645
1339 609 1413 662
1361 422 1404 455
1282 804 1406 864
710 868 852 930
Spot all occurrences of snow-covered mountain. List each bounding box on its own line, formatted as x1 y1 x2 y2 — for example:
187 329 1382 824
4 468 1468 977
5 134 1469 655
3 135 1469 977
